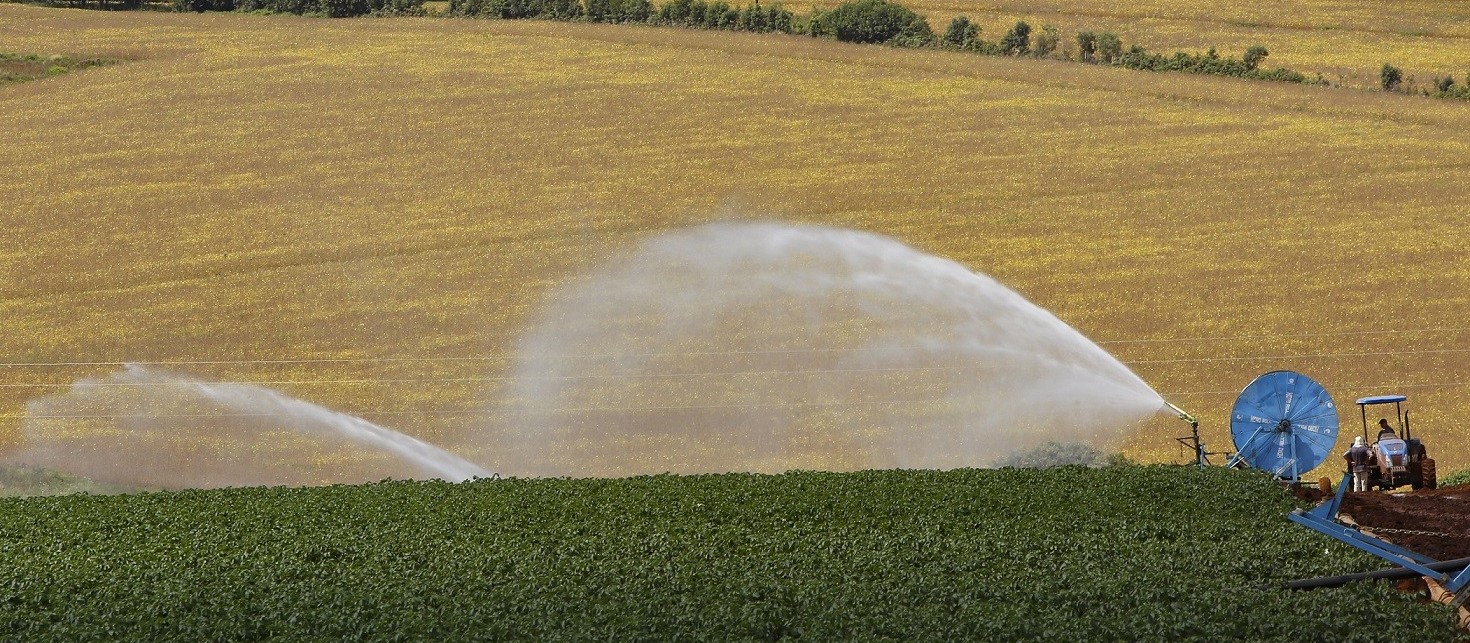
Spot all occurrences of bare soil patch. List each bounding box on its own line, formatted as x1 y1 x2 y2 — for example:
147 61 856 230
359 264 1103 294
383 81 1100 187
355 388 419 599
1342 484 1470 561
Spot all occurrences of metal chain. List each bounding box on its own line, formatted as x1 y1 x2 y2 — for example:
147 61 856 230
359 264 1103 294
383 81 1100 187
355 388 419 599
1361 526 1470 539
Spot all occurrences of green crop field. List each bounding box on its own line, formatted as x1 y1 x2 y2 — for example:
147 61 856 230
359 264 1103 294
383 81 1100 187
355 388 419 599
0 466 1462 640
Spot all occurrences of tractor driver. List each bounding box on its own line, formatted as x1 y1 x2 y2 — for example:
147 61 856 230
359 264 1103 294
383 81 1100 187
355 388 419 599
1345 436 1372 492
1377 418 1398 441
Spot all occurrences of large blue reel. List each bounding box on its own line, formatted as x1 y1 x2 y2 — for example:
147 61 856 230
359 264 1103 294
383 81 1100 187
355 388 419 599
1230 370 1340 481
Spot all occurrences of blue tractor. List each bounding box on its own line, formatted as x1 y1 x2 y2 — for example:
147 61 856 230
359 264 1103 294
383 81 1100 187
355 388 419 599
1354 394 1437 490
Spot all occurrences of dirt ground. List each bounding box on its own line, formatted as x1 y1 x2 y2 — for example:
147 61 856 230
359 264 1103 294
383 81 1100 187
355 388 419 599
1341 484 1470 561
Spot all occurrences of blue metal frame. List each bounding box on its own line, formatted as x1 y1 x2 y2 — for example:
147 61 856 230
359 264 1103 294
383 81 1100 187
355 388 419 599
1288 473 1470 605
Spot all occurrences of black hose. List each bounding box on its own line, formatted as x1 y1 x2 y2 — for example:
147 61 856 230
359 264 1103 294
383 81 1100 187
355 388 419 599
1283 556 1470 590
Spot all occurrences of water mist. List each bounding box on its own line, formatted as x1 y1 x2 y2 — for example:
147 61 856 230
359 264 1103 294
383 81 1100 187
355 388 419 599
6 364 489 490
489 221 1164 477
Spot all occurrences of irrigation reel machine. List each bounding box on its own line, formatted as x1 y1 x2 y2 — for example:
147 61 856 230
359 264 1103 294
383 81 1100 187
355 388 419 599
1168 370 1467 609
1169 369 1436 489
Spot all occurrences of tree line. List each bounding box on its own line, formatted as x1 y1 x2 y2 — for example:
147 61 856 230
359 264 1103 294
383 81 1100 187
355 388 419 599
438 0 1314 86
160 0 1470 99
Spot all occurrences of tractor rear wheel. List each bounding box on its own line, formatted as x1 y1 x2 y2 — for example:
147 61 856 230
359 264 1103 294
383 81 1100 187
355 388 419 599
1422 458 1437 490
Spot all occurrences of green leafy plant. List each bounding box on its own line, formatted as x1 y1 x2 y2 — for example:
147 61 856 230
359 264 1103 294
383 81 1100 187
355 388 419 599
0 467 1460 639
1439 468 1470 487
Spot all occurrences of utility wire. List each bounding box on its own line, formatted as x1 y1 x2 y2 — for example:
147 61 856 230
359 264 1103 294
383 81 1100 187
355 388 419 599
2 398 960 420
1127 347 1470 364
0 347 1467 388
1095 327 1470 345
0 364 1074 387
2 327 1470 368
7 380 1467 420
1160 381 1468 397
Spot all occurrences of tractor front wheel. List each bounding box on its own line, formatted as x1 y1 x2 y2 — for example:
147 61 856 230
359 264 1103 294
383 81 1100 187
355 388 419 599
1422 458 1437 490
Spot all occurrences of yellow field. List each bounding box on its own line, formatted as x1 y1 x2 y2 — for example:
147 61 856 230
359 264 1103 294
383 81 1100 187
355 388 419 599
880 0 1470 90
2 6 1469 480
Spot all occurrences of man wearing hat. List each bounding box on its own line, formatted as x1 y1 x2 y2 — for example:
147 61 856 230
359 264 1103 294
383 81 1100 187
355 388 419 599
1345 435 1373 492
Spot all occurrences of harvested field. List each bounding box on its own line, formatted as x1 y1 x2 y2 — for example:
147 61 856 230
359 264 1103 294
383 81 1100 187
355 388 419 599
1 6 1469 478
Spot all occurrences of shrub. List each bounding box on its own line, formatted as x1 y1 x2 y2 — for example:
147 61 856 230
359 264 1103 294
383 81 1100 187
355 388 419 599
1075 31 1095 62
705 0 737 27
997 20 1030 55
886 19 934 47
453 0 579 19
1095 31 1122 64
1380 63 1403 91
764 3 793 32
1250 66 1308 83
614 0 649 21
942 15 978 49
1032 23 1058 57
546 0 583 18
1243 45 1268 71
737 0 761 28
370 0 426 14
808 0 931 45
737 0 791 32
994 442 1109 468
609 0 652 22
1112 43 1306 83
320 0 368 17
235 0 314 12
172 0 234 12
1435 75 1455 93
655 0 689 22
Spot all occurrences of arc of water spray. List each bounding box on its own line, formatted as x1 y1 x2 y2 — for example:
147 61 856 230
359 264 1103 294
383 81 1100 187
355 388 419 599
8 364 490 489
490 221 1168 477
173 365 490 481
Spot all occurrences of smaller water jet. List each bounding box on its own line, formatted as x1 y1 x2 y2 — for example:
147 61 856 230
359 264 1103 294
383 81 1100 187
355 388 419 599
4 364 489 490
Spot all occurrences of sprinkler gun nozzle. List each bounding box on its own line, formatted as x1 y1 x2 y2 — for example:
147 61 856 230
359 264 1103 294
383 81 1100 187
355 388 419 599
1164 401 1198 429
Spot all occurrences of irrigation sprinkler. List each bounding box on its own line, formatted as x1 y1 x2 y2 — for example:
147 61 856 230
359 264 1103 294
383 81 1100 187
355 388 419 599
1166 401 1214 467
1224 370 1339 484
1166 370 1339 478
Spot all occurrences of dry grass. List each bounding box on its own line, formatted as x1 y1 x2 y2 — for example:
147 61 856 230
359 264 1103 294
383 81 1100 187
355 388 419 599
858 0 1470 90
1 6 1468 477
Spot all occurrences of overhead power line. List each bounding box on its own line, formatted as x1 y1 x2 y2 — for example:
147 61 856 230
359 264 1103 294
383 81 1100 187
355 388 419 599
1 329 1469 369
4 397 959 420
0 346 1466 389
1095 327 1470 344
1160 381 1469 397
0 348 1466 390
